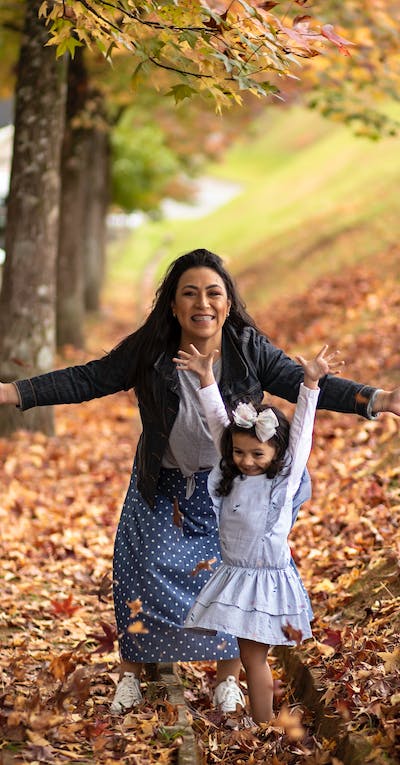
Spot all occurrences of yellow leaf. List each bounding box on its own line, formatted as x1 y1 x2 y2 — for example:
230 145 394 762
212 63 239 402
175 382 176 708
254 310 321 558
314 640 335 657
7 710 26 727
26 730 51 746
126 597 143 618
38 1 48 18
377 647 400 672
312 578 336 593
274 705 305 740
127 620 149 634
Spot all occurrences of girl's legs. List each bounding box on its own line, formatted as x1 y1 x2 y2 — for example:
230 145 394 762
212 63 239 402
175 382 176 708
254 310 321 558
213 657 245 712
215 657 241 684
238 638 273 724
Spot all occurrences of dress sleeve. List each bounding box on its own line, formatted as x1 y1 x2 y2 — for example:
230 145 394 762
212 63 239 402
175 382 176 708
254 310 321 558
197 383 230 456
286 383 320 498
207 465 224 524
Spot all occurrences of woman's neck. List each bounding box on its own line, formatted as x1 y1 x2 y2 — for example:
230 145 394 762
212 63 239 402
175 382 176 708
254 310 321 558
178 332 223 355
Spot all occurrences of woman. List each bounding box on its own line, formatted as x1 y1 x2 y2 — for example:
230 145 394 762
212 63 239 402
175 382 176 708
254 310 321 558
1 248 399 715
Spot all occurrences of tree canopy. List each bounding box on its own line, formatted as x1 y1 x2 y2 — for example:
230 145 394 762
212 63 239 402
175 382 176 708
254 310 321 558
40 0 355 109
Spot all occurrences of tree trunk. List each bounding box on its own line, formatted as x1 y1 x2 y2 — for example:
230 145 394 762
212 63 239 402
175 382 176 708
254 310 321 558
0 0 66 435
83 114 110 312
57 49 89 349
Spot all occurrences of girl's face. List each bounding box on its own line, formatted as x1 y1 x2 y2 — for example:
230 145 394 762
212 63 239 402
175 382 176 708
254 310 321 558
171 267 231 348
232 432 276 476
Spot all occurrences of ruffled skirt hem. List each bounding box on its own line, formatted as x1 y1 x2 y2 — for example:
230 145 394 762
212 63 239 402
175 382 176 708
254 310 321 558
184 600 312 645
183 561 313 645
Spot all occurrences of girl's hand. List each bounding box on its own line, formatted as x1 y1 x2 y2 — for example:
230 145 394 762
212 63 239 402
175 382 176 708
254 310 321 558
173 344 219 388
295 345 344 389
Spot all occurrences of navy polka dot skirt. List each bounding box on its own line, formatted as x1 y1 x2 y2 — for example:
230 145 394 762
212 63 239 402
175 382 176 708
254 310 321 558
113 466 240 663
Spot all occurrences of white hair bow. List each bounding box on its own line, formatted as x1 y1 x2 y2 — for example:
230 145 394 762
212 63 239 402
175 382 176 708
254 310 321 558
232 402 279 442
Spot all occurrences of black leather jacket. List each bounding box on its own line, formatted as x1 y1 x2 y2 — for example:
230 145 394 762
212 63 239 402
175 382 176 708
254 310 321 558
15 324 376 507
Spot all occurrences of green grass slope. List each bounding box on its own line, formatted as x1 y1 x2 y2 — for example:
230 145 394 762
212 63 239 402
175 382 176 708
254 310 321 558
108 103 400 309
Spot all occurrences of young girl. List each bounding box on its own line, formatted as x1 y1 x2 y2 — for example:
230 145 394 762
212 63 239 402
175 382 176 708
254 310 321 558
174 343 342 724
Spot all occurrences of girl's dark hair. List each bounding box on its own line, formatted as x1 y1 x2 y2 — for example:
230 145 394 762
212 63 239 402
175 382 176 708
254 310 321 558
112 248 259 399
216 404 290 496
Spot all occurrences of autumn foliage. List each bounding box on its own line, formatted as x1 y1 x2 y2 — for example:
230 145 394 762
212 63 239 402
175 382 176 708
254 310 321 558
0 245 399 763
40 0 355 109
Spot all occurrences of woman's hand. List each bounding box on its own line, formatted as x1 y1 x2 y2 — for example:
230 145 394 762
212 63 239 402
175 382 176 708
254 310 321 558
372 388 400 416
173 344 219 388
295 345 344 390
0 382 19 406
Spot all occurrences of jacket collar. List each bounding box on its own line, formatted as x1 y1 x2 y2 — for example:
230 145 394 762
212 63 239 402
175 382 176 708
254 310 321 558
220 324 249 389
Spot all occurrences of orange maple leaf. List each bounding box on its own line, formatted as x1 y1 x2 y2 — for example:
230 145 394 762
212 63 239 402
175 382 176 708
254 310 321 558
49 650 86 681
51 593 80 617
126 597 144 618
190 557 217 576
127 620 149 634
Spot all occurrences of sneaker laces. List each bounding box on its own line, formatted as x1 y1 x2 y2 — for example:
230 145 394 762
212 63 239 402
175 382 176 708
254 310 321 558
110 672 142 713
242 714 256 728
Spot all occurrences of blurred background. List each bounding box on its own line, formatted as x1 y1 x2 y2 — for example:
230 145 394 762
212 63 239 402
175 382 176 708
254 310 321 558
0 0 399 430
0 6 399 762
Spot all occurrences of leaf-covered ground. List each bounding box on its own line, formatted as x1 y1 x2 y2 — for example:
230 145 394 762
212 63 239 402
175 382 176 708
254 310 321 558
1 246 399 764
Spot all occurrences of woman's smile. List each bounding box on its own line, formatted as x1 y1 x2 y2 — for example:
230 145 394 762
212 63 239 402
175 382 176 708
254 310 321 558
191 314 214 322
171 267 231 349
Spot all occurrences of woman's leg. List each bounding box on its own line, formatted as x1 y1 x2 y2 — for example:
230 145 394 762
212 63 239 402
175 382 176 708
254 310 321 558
119 660 143 679
111 661 144 714
119 658 240 684
238 638 273 724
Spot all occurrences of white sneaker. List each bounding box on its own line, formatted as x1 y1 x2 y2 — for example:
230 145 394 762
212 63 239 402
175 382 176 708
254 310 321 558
110 672 143 714
213 675 246 713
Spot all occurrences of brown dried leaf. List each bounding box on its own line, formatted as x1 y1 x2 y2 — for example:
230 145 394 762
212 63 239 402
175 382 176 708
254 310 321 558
190 557 217 576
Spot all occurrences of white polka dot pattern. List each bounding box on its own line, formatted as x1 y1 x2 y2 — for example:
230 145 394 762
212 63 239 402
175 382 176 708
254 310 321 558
113 467 239 662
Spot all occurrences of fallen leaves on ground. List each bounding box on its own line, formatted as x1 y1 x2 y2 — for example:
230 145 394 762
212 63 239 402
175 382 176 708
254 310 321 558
1 245 399 763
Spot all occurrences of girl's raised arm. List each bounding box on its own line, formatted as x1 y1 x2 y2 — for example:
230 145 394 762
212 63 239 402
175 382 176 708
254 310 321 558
287 346 342 496
173 344 229 453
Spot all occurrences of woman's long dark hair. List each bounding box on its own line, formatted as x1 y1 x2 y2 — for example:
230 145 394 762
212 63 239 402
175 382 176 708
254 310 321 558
216 404 290 496
111 248 260 400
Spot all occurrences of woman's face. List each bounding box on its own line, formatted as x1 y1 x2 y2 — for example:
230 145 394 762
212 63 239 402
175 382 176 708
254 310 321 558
171 267 231 348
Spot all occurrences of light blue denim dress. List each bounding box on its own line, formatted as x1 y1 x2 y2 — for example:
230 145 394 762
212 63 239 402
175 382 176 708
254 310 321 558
185 383 318 646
